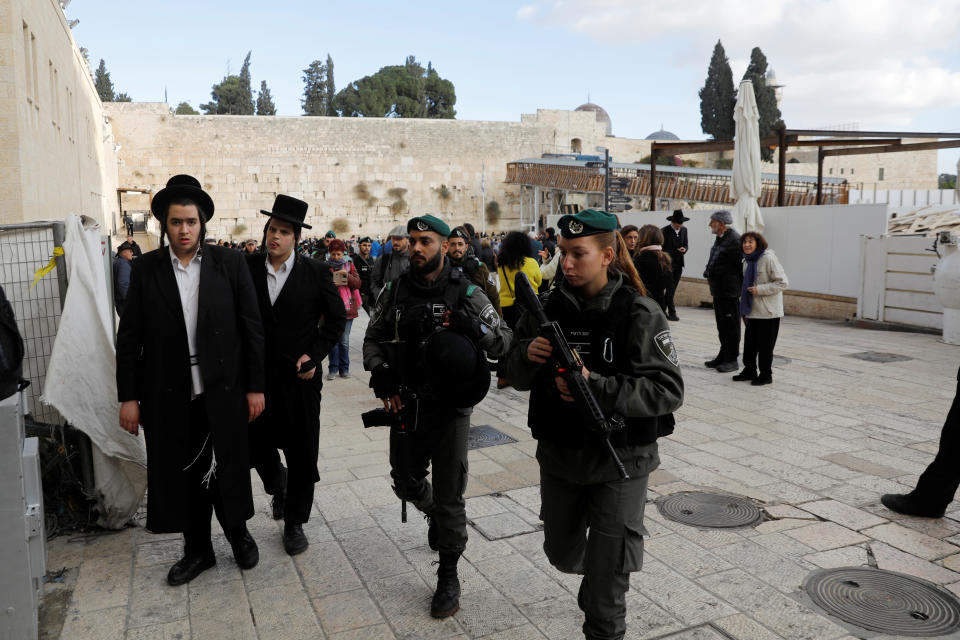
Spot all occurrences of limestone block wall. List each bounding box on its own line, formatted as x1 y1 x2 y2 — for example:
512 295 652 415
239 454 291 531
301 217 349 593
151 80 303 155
107 105 613 240
781 141 938 190
0 0 118 227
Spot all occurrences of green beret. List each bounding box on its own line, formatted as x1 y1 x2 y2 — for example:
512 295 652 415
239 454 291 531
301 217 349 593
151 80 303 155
408 214 450 237
449 226 469 240
558 209 618 238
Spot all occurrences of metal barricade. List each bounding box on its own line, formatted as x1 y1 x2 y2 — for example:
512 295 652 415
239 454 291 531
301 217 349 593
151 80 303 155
0 222 67 426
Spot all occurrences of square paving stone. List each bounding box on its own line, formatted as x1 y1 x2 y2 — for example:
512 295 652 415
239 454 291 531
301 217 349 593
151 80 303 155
711 540 810 593
329 624 396 639
473 553 567 605
124 618 191 640
629 558 736 625
59 604 126 640
861 522 959 560
454 587 529 637
870 541 960 584
127 563 188 629
367 572 461 639
803 545 870 569
783 522 868 551
797 499 887 530
643 533 733 578
621 592 686 639
520 596 584 640
71 554 132 614
711 613 785 640
471 511 539 540
293 540 362 599
248 584 323 640
314 588 383 635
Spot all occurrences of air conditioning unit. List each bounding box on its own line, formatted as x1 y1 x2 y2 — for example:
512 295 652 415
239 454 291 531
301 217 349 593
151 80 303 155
0 392 46 640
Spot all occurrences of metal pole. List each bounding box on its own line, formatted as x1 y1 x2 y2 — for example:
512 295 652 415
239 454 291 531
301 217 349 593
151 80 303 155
816 146 824 205
649 151 658 211
777 127 786 206
603 148 610 212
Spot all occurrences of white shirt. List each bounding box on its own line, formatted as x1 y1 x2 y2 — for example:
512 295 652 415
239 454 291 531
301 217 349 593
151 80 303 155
266 251 295 305
169 246 204 397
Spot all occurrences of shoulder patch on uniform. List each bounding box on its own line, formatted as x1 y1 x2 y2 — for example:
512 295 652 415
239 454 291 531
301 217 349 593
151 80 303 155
479 303 499 329
466 284 478 296
654 330 679 366
385 282 393 291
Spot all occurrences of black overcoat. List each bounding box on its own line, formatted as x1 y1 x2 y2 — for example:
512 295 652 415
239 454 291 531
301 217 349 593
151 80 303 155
661 224 688 271
246 254 346 484
116 245 265 533
704 229 743 298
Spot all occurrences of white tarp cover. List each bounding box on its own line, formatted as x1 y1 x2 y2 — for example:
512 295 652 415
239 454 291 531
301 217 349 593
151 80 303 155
731 80 765 233
43 214 146 529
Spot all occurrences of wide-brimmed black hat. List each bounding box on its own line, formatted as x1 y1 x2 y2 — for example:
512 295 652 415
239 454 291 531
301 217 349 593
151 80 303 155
151 174 215 221
667 210 690 223
260 194 313 229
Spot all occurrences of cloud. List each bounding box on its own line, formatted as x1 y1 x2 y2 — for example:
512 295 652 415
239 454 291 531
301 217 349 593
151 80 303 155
518 0 960 129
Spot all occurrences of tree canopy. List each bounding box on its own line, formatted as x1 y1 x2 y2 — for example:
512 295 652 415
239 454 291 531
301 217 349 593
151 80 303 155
742 47 783 160
302 55 336 116
174 102 199 115
201 52 255 115
256 80 276 115
94 59 114 102
698 41 736 141
333 56 455 118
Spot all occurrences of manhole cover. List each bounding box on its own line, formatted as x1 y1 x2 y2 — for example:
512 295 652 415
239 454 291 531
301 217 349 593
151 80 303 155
467 425 517 450
656 492 761 528
845 351 913 363
805 568 960 636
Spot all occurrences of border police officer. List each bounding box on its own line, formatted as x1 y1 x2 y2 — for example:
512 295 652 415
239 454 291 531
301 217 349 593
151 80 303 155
503 209 683 640
363 214 512 619
448 226 501 317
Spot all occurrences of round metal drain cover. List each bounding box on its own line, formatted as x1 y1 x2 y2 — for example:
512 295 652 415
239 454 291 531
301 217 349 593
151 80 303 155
656 492 761 528
804 567 960 637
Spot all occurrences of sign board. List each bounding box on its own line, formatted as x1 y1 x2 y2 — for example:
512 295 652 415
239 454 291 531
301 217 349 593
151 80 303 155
607 178 629 188
608 204 633 212
608 196 632 204
585 161 605 168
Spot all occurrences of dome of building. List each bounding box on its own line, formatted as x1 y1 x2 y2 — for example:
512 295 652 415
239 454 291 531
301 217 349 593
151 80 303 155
574 102 612 136
644 127 680 141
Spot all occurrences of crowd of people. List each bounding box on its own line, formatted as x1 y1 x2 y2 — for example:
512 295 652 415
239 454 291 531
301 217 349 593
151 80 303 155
124 174 960 640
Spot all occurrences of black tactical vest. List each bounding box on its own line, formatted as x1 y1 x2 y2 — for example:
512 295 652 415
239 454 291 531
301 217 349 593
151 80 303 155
528 284 660 448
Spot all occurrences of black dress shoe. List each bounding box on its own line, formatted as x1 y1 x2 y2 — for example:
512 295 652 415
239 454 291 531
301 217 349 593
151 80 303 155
732 369 757 381
271 466 288 521
167 552 216 586
229 527 259 570
751 374 773 386
715 361 739 373
881 492 946 518
704 358 721 368
666 312 680 321
282 523 309 556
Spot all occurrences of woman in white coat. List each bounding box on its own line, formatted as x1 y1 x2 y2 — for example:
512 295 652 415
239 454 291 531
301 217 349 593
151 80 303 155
732 231 788 386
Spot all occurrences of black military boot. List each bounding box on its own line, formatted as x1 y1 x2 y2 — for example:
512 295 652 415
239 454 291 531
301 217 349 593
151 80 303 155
430 552 461 618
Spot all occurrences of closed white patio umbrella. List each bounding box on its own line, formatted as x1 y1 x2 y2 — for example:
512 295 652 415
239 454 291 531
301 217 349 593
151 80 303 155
731 80 765 232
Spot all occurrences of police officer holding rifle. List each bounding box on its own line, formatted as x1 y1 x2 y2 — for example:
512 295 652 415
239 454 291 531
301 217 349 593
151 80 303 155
503 209 683 640
363 214 512 619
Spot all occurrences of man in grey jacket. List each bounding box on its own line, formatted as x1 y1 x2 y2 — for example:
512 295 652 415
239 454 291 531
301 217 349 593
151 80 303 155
703 210 742 373
371 224 410 296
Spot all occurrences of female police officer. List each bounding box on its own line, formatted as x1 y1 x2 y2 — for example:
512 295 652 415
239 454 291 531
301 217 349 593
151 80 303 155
503 209 683 640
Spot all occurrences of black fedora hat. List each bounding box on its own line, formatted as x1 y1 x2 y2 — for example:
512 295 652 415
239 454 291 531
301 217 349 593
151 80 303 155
150 174 215 221
667 209 690 223
260 194 312 229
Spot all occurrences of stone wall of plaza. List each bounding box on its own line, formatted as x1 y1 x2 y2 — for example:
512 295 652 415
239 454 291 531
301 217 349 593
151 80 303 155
0 0 119 227
106 104 621 239
777 142 939 190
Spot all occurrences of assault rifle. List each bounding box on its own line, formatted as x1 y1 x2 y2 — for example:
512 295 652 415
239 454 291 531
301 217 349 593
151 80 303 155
362 393 419 522
514 271 629 480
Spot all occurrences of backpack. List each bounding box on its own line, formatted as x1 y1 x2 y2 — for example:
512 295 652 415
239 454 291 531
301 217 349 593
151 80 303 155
0 284 28 401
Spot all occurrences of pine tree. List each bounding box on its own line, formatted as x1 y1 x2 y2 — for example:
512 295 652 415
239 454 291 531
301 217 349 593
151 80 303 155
333 56 456 119
324 54 336 116
175 102 199 115
114 92 132 102
200 53 256 115
698 41 736 141
256 81 276 115
742 47 784 161
94 59 115 102
302 57 334 116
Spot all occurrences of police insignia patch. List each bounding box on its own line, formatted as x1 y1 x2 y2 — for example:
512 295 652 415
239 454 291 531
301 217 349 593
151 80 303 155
568 220 584 234
479 304 499 329
416 220 429 231
654 330 679 366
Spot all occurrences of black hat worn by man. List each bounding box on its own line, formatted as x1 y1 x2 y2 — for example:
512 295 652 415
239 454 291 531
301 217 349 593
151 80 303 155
117 173 266 586
363 213 513 619
246 194 344 555
662 211 690 321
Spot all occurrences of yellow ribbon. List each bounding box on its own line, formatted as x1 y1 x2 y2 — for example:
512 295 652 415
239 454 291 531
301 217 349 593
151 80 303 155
31 247 65 288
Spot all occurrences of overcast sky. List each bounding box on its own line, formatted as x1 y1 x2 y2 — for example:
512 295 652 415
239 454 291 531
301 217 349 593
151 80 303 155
71 0 960 174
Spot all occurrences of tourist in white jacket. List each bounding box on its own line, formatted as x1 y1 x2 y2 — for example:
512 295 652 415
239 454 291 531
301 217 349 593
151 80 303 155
732 231 788 386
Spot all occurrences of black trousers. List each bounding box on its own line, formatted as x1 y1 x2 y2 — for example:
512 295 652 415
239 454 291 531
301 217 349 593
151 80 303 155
254 447 315 524
183 397 231 557
390 413 470 553
664 268 682 313
915 377 960 508
742 317 780 376
713 297 741 363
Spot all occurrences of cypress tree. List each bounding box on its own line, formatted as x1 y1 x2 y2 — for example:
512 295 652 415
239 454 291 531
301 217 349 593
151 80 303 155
256 81 276 115
742 47 784 161
237 51 255 115
698 41 736 141
94 59 115 102
324 54 336 116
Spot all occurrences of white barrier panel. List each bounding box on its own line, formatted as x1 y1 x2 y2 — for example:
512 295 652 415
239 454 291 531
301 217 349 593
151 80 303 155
859 234 942 330
549 204 888 299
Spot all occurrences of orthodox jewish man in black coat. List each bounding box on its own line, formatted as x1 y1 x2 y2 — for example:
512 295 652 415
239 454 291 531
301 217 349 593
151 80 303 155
117 174 266 586
661 210 689 321
246 195 346 555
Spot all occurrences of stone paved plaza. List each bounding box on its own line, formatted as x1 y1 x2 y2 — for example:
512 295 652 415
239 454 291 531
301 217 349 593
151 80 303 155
40 307 960 640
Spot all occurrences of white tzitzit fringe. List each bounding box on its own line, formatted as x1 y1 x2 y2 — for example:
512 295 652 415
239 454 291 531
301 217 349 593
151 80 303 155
183 434 218 488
